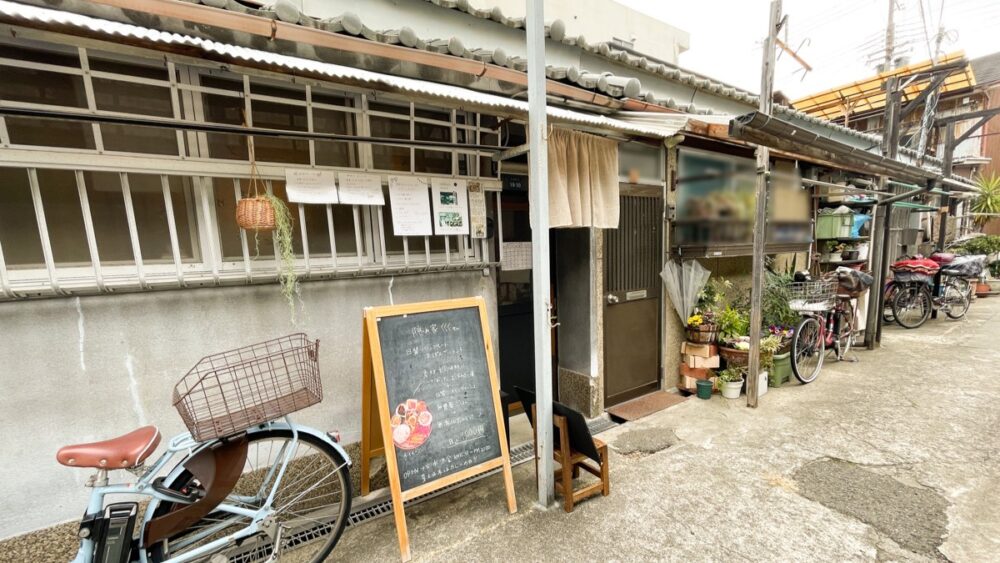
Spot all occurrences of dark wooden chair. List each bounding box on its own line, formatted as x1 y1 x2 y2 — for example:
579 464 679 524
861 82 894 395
515 387 610 512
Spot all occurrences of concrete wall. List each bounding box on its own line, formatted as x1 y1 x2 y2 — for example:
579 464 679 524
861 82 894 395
490 0 690 63
554 228 603 416
0 271 495 539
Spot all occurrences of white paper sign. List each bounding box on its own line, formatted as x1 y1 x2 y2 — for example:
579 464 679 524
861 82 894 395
284 169 339 204
388 176 433 236
501 242 532 271
431 178 469 235
468 181 487 239
337 172 385 205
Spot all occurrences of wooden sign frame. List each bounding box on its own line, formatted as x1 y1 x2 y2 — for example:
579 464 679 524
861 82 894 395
360 296 517 562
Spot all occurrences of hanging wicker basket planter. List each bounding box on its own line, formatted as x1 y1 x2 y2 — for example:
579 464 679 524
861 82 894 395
236 196 277 232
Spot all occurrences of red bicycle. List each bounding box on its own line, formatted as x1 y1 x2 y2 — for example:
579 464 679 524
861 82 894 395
789 277 859 383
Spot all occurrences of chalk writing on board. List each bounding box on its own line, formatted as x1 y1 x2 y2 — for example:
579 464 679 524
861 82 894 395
376 307 501 491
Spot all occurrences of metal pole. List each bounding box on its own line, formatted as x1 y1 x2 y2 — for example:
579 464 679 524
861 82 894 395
747 0 781 409
930 125 954 319
526 0 554 507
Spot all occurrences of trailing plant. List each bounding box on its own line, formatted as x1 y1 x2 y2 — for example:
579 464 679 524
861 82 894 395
263 192 299 317
971 173 1000 227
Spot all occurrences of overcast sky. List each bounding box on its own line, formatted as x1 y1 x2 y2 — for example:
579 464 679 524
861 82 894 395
616 0 1000 100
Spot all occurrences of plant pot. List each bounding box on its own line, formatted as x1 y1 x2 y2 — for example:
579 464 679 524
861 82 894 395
719 346 749 367
236 196 277 232
976 282 991 297
828 252 842 263
685 323 719 344
721 379 743 399
769 352 792 387
695 379 713 400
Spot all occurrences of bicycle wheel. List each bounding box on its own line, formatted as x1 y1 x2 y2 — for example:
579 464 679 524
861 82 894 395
834 306 855 360
149 429 352 563
791 316 825 384
882 284 897 324
944 281 971 319
891 284 931 329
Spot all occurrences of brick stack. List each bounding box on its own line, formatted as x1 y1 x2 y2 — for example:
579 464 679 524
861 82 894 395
679 341 719 393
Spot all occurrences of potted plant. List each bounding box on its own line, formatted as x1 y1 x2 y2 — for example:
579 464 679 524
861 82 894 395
717 366 745 399
236 151 300 319
717 306 751 366
685 312 719 343
841 244 860 261
821 240 837 262
829 242 846 263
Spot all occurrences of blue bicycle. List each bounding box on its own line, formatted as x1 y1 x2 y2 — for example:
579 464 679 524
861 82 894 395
58 334 352 563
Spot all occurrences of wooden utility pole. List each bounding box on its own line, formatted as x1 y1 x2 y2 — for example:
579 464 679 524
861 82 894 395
525 0 554 507
871 76 902 347
747 0 782 408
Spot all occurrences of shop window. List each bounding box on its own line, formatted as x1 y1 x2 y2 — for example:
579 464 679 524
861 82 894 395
414 120 450 142
0 167 43 268
251 99 309 165
5 117 96 149
35 169 90 267
299 202 358 257
314 106 358 167
371 144 411 172
82 171 135 265
101 124 179 155
414 149 452 174
200 76 249 161
127 174 199 263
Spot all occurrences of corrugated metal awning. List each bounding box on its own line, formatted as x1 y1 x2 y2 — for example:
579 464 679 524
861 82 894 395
0 0 676 140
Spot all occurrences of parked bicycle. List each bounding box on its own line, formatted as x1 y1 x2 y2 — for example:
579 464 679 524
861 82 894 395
789 276 851 383
58 334 352 563
890 256 973 329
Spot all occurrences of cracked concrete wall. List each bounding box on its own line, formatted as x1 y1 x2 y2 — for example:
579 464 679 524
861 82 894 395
0 271 495 540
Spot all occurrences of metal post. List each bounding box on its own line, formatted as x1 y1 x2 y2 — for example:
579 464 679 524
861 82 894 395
930 125 954 319
747 0 781 409
526 0 554 507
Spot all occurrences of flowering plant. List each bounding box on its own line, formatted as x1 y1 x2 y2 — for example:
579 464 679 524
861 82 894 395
768 325 794 339
687 314 704 327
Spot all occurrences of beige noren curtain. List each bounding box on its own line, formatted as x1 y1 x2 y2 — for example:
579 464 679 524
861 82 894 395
547 128 620 229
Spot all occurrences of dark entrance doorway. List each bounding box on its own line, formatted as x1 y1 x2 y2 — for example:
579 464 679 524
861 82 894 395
603 190 663 406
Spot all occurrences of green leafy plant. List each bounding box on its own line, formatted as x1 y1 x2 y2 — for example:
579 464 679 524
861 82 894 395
762 271 800 329
758 334 783 371
957 235 1000 256
972 173 1000 227
717 366 745 383
717 305 750 344
989 260 1000 279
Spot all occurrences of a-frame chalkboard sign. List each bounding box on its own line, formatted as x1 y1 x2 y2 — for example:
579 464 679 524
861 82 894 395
360 296 516 561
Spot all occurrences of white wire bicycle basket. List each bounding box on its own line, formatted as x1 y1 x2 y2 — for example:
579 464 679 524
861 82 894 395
788 280 837 312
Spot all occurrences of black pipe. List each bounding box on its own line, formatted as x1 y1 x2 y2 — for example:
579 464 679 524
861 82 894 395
0 107 504 152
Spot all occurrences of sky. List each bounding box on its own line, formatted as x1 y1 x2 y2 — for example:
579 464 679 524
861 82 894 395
615 0 1000 100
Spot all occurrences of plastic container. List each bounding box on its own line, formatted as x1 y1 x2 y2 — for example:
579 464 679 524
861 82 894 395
696 379 713 400
769 352 792 387
816 214 853 239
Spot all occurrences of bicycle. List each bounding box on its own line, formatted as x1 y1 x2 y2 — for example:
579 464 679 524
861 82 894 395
58 334 352 563
789 277 857 384
891 273 970 329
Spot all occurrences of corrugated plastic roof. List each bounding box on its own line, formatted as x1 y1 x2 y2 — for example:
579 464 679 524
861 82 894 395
0 0 684 139
792 52 977 120
971 51 1000 86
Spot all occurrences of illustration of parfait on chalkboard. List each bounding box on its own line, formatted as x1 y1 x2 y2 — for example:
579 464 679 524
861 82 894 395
390 399 433 450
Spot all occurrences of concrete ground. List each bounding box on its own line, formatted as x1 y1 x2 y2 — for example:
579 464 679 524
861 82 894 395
335 296 1000 562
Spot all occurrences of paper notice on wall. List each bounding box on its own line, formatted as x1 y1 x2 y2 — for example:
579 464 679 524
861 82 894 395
501 242 532 271
388 176 433 236
431 178 469 235
337 172 385 205
284 169 339 204
468 181 487 239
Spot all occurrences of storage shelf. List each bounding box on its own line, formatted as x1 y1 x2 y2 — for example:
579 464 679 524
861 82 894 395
816 199 876 207
816 236 867 241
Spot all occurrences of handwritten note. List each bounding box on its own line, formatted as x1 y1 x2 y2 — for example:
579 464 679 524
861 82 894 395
468 181 487 239
388 176 433 236
284 169 339 204
376 307 501 491
338 172 385 205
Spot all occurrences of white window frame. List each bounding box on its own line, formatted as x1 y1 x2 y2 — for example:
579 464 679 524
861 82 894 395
0 38 500 299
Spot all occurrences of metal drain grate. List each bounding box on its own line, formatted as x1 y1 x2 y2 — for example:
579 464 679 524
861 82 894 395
346 416 617 528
